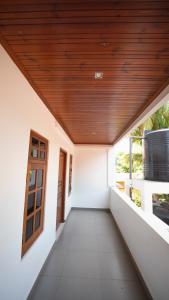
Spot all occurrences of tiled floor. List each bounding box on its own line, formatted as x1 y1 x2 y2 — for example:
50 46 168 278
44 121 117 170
30 209 148 300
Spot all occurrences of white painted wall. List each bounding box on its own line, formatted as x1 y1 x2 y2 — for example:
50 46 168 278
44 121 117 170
0 45 74 300
72 146 110 208
130 179 169 214
110 188 169 300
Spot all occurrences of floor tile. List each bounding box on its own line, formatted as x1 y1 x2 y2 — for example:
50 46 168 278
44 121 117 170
55 277 102 300
31 276 61 300
30 209 148 300
42 248 65 277
95 223 120 237
62 251 100 279
68 234 99 252
101 279 148 300
68 222 97 236
99 252 137 280
97 233 125 253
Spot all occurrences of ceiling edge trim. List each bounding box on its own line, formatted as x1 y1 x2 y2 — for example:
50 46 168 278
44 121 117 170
113 83 169 146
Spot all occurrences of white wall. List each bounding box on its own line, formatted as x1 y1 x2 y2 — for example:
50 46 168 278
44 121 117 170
72 146 110 208
0 45 74 300
110 188 169 300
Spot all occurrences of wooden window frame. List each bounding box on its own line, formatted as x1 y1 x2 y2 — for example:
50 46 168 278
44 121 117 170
68 154 73 196
22 130 48 256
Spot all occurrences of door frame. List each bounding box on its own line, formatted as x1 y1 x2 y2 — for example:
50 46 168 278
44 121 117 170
56 148 67 227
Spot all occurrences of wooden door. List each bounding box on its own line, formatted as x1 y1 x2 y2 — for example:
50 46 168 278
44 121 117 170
56 149 67 228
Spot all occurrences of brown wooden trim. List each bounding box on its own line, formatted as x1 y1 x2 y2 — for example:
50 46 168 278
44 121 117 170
30 129 48 143
60 148 67 223
68 154 73 196
56 148 67 229
22 130 48 257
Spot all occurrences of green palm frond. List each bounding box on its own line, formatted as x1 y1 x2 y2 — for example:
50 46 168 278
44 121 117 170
117 102 169 174
131 102 169 137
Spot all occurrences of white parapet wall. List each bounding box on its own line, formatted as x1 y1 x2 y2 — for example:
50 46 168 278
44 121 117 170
110 188 169 300
126 179 169 213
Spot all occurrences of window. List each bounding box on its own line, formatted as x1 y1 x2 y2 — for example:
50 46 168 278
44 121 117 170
131 188 141 208
153 194 169 225
68 155 73 196
22 131 48 256
116 181 125 192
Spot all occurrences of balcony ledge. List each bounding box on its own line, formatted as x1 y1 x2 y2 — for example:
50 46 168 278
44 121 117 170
111 187 169 245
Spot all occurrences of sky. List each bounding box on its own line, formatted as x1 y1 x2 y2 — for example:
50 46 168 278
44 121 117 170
114 136 142 154
114 137 130 154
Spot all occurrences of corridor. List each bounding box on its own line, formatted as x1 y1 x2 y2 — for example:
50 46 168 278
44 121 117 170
30 209 148 300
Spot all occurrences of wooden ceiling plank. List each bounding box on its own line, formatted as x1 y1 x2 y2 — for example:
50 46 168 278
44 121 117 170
1 0 169 144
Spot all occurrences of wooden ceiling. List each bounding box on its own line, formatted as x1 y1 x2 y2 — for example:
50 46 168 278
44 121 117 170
1 0 169 144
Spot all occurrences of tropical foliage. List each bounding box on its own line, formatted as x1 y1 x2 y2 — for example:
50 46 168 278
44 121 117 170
132 188 141 207
153 194 169 203
116 102 169 174
116 102 169 207
132 102 169 142
116 152 142 174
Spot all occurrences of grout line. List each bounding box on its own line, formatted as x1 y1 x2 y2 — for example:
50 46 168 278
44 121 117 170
27 223 65 299
28 209 151 299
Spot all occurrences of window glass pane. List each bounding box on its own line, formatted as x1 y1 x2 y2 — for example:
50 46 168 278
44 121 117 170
37 169 43 188
36 190 42 209
31 148 38 158
25 216 34 241
32 137 39 147
27 192 35 215
153 194 169 225
29 170 36 191
35 211 41 230
40 151 45 160
40 141 45 149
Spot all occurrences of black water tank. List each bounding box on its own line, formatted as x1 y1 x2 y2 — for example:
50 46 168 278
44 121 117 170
144 129 169 182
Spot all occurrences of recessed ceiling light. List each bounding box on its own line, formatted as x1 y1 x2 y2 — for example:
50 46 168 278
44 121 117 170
95 72 103 79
